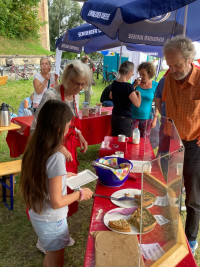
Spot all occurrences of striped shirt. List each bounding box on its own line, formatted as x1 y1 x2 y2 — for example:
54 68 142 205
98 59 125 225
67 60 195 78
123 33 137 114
162 64 200 141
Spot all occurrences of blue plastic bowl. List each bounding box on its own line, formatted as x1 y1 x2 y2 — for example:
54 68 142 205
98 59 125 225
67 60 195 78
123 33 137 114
93 157 133 187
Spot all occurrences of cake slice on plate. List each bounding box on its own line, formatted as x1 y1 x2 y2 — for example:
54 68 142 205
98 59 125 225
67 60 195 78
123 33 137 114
127 207 157 233
134 190 156 207
108 219 131 232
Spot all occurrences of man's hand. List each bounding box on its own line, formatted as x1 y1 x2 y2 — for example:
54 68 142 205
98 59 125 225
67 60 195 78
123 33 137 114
151 117 157 128
196 139 200 146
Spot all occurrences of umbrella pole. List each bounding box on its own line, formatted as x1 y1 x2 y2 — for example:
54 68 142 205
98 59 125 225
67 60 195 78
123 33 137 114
118 42 123 70
155 58 163 81
183 5 188 37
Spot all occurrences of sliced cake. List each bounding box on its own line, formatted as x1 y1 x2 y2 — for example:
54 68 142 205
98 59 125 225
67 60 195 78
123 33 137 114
127 207 157 233
108 219 131 232
134 190 156 207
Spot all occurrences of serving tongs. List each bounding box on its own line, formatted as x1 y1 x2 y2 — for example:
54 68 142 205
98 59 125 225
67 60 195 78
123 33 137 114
92 161 119 171
93 194 137 202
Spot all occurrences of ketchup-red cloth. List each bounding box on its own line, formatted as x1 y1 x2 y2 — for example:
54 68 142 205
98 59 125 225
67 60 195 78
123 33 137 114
60 84 81 216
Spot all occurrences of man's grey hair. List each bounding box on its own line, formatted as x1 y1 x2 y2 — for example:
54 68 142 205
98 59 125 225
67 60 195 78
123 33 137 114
163 35 196 62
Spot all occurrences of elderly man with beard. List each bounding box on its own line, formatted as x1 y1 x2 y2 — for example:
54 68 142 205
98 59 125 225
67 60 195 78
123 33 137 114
163 36 200 255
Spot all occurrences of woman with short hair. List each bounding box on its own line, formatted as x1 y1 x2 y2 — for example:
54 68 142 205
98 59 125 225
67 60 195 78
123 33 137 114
110 60 141 137
31 60 92 217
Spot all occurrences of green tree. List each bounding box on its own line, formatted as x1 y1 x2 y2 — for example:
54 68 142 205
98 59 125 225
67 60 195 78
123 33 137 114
48 0 83 51
0 0 42 39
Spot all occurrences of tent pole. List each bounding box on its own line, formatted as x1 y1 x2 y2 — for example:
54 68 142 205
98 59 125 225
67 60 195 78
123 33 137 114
118 42 123 70
183 5 188 37
55 48 63 76
155 57 163 81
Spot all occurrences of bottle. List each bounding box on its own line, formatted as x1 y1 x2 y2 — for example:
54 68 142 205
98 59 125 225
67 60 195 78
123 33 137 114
96 103 102 115
82 101 89 117
132 126 140 144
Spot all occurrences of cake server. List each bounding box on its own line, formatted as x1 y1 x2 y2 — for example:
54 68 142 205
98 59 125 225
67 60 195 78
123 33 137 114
93 194 137 202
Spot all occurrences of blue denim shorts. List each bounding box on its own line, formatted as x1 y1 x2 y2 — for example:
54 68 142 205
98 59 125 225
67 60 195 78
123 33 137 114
30 217 70 251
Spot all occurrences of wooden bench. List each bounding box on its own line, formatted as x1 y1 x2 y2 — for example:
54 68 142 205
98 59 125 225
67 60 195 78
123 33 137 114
0 160 22 210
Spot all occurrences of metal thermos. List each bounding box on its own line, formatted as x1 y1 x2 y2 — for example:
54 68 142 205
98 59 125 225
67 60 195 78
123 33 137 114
0 103 14 127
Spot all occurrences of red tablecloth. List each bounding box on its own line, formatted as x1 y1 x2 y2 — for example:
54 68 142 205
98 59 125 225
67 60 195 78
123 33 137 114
6 107 112 158
84 137 197 267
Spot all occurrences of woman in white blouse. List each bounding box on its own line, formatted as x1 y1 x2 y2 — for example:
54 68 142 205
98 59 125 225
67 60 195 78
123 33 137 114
33 57 58 109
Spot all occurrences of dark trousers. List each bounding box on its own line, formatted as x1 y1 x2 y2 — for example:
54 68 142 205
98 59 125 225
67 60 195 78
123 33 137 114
111 113 132 137
182 139 200 241
102 100 113 107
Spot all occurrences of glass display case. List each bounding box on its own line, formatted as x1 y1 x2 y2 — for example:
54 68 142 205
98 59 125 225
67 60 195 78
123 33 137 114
84 116 192 267
137 117 186 266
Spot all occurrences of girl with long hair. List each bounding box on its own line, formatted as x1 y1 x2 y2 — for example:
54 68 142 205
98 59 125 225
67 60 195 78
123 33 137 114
20 100 93 267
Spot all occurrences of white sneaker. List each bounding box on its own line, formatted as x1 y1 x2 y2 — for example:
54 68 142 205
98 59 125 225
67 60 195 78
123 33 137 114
67 236 75 247
36 239 46 254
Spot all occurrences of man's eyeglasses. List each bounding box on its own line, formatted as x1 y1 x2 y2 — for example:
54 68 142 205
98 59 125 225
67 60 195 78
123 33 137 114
71 79 87 87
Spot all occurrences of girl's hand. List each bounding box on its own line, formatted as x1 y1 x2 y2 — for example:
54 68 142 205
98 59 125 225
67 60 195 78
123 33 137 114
59 146 73 162
80 188 93 201
67 172 76 178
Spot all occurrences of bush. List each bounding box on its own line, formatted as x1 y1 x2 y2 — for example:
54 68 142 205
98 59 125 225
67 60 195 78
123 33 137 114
0 0 42 39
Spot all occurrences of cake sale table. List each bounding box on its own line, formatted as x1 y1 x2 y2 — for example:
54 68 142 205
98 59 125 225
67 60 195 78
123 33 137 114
6 107 112 158
0 123 21 133
84 136 197 267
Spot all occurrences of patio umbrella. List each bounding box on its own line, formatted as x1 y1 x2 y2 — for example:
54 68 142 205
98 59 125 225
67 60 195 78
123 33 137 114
81 0 200 45
56 24 164 76
56 32 88 54
57 23 164 57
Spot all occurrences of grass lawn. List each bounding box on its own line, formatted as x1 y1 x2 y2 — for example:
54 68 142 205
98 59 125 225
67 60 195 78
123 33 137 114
0 37 53 56
0 74 199 266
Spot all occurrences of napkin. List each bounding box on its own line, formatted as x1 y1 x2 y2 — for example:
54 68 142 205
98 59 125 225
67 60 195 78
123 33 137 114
92 231 144 267
98 158 131 180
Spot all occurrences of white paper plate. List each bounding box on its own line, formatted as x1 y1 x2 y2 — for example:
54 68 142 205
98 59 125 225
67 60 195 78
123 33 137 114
66 169 98 190
104 208 156 235
111 188 141 208
104 208 138 235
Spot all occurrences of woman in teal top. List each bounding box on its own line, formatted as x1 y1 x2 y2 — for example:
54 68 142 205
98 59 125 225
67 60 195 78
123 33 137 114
132 62 159 138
